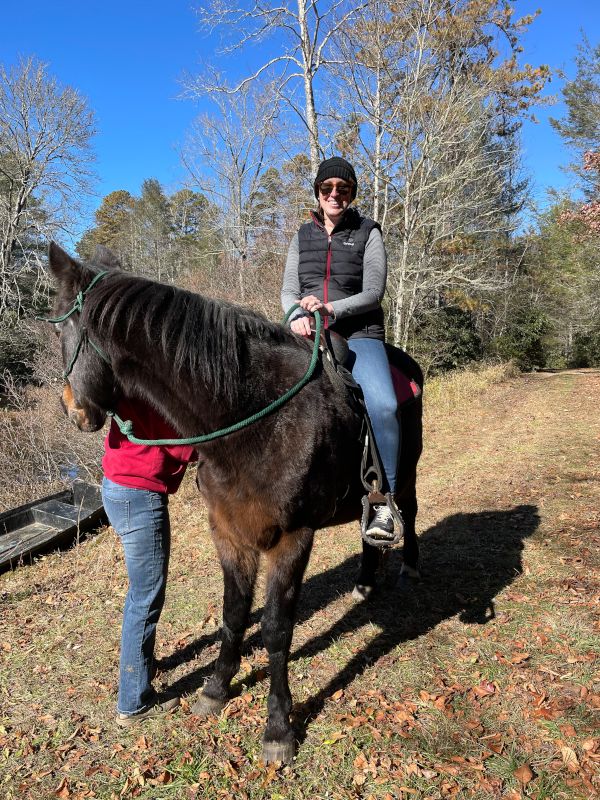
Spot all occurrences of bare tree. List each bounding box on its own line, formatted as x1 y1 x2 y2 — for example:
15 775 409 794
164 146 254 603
181 83 280 301
192 0 367 173
0 57 96 314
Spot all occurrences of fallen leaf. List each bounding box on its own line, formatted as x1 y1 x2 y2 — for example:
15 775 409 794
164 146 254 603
260 762 279 789
559 723 576 737
55 777 71 798
354 753 368 770
473 681 496 697
323 731 346 745
155 770 172 784
421 768 438 779
561 746 580 773
589 694 600 708
135 734 150 750
514 764 534 785
510 652 531 664
582 739 597 753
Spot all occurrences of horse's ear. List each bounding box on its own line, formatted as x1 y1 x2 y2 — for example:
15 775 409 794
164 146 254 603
48 241 81 286
93 244 122 270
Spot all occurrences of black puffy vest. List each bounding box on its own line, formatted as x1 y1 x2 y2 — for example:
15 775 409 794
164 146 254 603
297 209 385 340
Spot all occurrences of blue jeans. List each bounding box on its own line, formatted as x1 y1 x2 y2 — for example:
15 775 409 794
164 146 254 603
101 478 171 715
348 337 400 493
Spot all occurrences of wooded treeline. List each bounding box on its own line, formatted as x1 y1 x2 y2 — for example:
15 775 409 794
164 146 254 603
1 2 599 383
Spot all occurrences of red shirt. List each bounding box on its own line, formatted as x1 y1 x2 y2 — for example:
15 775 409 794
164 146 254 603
102 398 197 494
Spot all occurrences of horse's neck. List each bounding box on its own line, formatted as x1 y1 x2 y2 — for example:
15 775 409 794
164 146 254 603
99 311 236 434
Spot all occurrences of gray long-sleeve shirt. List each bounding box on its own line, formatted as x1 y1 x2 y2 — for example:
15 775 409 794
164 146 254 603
281 227 387 321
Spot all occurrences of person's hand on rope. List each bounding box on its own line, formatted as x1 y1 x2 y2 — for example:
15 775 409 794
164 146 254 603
291 296 334 337
299 294 334 315
290 316 313 336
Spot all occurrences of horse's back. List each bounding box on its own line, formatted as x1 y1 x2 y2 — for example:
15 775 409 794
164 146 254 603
385 343 424 391
384 344 423 495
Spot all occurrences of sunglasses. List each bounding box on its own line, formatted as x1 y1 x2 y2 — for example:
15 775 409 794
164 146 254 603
319 182 353 197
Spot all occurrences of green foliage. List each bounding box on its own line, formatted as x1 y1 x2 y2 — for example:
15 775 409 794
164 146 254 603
77 182 218 285
76 190 135 264
413 306 483 375
490 306 549 371
569 324 600 368
550 37 600 198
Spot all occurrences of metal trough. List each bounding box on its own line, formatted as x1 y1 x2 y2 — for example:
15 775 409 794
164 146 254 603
0 480 107 571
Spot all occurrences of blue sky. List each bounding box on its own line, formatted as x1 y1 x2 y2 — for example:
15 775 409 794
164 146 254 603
1 1 598 238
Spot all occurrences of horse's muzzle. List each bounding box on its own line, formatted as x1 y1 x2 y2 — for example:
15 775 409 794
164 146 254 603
61 382 105 433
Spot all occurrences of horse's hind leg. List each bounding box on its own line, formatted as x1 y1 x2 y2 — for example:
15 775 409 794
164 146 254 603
261 526 314 764
192 535 258 716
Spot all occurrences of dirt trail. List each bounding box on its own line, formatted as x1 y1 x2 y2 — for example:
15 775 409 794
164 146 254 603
419 370 600 522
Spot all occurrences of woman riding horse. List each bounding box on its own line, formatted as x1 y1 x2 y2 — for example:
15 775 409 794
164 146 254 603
282 157 399 542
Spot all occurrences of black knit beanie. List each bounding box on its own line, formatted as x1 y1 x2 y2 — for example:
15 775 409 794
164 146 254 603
314 157 357 199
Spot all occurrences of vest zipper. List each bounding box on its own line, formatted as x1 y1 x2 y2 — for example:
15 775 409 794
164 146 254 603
323 234 332 330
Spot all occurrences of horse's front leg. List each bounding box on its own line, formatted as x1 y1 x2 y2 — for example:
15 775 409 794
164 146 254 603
353 540 382 601
192 532 258 715
261 527 314 764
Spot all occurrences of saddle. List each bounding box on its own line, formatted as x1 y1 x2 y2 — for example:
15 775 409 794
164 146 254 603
316 328 421 548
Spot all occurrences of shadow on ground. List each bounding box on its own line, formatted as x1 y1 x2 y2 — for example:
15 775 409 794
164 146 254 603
165 504 539 742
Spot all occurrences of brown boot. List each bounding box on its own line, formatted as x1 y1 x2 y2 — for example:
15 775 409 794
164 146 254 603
116 696 179 727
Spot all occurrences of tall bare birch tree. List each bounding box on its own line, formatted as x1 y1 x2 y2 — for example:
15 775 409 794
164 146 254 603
192 0 367 173
0 57 96 313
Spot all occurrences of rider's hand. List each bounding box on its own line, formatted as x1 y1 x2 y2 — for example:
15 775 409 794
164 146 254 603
291 316 313 337
299 295 334 316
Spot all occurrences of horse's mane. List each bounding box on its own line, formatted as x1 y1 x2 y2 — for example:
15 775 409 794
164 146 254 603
85 271 292 404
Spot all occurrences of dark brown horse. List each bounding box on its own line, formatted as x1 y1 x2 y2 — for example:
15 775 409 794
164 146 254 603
46 242 422 763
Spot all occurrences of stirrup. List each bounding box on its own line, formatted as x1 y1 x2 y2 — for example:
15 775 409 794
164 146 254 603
360 490 404 548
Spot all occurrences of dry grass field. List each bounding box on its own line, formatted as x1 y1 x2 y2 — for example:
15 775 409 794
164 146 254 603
0 364 598 799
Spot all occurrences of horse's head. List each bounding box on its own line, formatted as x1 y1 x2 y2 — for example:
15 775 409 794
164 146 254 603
47 242 120 433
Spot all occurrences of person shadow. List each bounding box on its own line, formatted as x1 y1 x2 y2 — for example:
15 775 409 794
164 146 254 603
165 503 539 744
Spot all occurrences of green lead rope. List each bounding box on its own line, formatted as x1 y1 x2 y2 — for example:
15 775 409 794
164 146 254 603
108 304 322 446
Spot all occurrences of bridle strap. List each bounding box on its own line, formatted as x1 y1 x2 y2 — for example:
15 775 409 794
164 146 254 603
37 270 109 324
37 270 110 377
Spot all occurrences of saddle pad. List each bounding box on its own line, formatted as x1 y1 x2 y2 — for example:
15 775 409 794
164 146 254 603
390 364 421 408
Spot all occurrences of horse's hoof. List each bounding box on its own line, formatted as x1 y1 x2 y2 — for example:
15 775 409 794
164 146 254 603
352 583 374 602
396 565 421 590
191 693 226 717
262 739 296 764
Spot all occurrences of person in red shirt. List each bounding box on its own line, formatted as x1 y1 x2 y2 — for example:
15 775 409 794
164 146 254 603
101 397 197 726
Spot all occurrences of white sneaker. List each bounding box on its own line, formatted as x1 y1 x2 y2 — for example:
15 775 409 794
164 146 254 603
367 504 395 539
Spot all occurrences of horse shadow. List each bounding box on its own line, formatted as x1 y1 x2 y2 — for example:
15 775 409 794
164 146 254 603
166 504 539 742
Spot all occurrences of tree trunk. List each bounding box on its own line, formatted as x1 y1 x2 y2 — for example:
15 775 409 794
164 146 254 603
297 0 321 173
